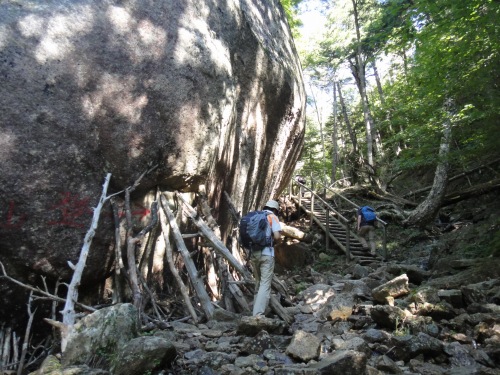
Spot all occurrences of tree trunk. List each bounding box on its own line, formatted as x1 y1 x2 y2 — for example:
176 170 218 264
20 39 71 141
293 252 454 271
403 101 454 227
337 81 360 186
372 60 385 105
331 81 339 185
309 83 328 182
337 81 357 153
350 0 376 167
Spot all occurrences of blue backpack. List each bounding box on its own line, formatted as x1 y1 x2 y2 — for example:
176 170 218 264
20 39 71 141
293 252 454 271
239 211 273 251
361 206 376 223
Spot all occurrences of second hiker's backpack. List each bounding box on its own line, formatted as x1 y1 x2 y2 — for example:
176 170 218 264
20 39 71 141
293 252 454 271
361 206 377 223
239 211 273 252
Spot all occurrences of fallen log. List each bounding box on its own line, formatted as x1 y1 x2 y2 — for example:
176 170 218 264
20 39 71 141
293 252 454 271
226 272 251 312
269 295 293 325
442 177 500 206
403 158 500 198
281 224 308 241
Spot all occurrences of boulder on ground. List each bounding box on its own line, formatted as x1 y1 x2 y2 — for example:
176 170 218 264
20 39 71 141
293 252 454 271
62 303 139 367
113 336 176 375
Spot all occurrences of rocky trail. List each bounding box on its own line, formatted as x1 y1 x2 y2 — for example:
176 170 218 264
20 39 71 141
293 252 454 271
21 186 500 375
165 258 500 375
32 237 500 375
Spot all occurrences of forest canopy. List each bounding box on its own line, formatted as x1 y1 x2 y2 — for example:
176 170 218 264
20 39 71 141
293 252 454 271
292 0 499 190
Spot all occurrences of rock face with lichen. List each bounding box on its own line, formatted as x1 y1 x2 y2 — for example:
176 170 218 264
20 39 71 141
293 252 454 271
0 0 305 324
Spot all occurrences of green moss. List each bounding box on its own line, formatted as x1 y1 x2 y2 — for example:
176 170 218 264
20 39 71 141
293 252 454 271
294 282 308 294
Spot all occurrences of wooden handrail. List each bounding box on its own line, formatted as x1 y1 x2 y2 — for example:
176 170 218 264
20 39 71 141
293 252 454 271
293 180 349 223
309 177 388 259
312 179 388 226
291 179 351 261
291 177 388 260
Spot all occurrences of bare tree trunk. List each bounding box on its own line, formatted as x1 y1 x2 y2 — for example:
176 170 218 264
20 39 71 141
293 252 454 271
309 83 328 183
350 0 375 167
349 55 375 166
124 189 142 311
403 101 454 227
1 326 12 371
337 81 357 153
331 81 339 185
350 0 386 177
337 81 360 185
372 60 385 105
110 198 124 304
198 187 222 300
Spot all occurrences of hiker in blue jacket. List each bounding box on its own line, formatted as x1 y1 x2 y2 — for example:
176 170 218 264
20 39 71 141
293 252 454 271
357 206 377 255
251 200 282 317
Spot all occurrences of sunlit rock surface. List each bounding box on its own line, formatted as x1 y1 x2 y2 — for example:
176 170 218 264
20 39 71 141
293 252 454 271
0 0 305 323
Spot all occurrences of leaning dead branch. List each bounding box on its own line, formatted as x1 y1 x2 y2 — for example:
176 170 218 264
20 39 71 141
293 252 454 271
17 292 35 375
125 199 158 312
158 196 199 323
179 192 292 323
198 188 250 312
176 192 253 280
160 194 214 319
0 262 95 313
60 173 111 351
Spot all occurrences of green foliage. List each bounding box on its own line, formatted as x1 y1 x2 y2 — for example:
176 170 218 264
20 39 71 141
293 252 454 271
279 0 304 37
376 0 499 171
298 0 499 186
87 344 118 370
294 281 309 294
314 255 334 272
297 116 331 180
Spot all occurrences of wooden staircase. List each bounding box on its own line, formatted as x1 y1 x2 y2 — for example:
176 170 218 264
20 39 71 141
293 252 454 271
292 194 383 265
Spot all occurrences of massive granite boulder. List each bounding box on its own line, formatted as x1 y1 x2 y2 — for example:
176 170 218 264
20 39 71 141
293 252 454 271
0 0 305 324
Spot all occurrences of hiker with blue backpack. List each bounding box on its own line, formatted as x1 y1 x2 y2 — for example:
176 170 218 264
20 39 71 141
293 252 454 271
357 206 377 255
239 200 282 317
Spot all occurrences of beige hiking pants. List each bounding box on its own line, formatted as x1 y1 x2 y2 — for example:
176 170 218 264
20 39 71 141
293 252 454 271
359 225 376 254
250 251 275 316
